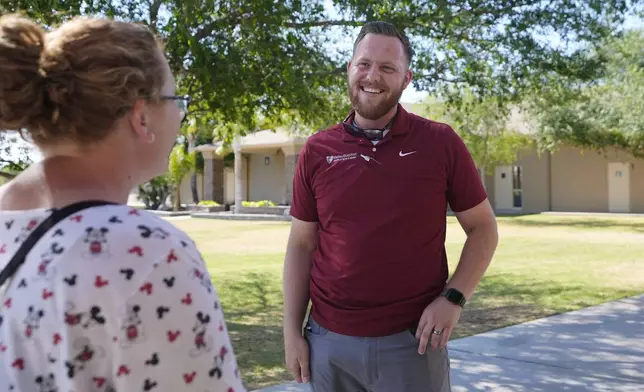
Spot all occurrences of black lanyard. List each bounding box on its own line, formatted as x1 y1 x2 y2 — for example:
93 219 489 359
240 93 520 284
0 200 115 287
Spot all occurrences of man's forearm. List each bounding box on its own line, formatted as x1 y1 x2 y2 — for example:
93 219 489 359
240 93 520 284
283 246 314 337
447 222 498 300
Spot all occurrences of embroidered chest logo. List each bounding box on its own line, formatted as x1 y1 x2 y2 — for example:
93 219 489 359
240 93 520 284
326 152 357 164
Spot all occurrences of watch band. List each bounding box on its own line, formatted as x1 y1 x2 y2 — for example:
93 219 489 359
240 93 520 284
441 288 466 308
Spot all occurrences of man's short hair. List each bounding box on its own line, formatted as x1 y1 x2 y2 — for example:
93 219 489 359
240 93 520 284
353 21 414 67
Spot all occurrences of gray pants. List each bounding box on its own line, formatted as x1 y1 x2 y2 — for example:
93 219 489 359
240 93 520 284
304 316 451 392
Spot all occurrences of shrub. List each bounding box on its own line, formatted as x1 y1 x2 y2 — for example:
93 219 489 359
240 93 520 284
197 200 221 207
138 175 171 210
242 200 277 208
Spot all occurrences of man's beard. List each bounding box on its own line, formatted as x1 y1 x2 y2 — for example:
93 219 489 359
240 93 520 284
348 80 405 121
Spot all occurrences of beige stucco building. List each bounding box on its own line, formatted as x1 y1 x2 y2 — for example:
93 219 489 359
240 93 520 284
195 129 306 206
194 104 644 214
484 145 643 214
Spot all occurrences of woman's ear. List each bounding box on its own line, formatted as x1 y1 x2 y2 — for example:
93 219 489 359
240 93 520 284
128 99 150 140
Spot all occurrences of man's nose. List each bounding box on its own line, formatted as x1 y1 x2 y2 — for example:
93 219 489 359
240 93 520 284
365 66 381 82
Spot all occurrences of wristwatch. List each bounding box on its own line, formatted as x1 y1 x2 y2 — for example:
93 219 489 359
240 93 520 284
441 288 466 308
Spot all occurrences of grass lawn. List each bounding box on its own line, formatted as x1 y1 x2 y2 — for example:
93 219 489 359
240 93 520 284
170 214 644 391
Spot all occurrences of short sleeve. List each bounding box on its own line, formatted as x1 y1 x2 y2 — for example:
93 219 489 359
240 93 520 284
289 142 319 222
444 125 488 212
110 244 246 392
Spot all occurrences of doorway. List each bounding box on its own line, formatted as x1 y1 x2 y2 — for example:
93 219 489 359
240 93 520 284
495 165 523 210
608 162 631 213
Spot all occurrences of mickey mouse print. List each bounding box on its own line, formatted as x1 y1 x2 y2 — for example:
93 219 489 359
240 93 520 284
0 205 246 392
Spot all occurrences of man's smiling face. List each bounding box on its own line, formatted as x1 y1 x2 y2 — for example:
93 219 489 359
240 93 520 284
347 33 412 121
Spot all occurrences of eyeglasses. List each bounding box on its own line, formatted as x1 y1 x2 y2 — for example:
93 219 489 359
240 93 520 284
160 95 192 124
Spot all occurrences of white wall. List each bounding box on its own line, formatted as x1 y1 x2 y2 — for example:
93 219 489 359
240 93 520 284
248 150 285 203
179 173 204 204
224 167 235 204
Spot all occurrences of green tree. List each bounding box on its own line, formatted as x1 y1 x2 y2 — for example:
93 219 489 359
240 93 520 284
167 143 196 211
526 29 644 157
137 174 171 210
0 132 33 180
1 0 640 171
2 0 638 126
421 93 533 186
182 119 215 203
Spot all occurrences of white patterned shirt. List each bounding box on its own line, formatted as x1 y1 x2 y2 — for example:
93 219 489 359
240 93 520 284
0 204 246 392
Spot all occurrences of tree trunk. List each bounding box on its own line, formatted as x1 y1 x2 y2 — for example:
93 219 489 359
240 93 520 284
173 186 181 212
190 173 199 203
233 136 243 214
188 134 199 204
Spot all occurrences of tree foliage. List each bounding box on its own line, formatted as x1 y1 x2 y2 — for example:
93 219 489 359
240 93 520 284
1 0 641 180
167 143 196 210
0 132 34 180
2 0 639 137
181 119 214 203
526 29 644 157
421 92 533 179
137 175 170 210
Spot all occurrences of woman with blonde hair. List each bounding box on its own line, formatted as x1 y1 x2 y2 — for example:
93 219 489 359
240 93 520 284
0 14 245 392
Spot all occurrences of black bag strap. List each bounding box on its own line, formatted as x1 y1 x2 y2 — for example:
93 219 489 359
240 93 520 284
0 200 116 287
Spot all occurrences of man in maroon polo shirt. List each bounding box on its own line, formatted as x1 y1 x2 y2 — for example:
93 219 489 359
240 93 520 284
283 21 499 392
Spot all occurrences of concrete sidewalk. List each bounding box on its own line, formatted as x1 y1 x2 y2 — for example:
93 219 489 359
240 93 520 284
254 294 644 391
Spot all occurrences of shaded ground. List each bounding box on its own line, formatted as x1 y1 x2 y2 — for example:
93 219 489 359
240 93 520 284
171 214 644 390
258 295 644 392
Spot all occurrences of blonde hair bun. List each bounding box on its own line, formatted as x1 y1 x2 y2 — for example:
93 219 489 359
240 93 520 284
0 14 166 145
0 14 47 132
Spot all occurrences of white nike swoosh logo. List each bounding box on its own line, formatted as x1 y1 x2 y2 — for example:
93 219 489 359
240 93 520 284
399 151 417 157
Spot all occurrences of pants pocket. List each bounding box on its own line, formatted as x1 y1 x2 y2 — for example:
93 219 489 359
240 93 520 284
304 315 330 337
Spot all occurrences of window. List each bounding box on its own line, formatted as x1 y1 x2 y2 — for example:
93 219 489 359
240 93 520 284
512 166 523 208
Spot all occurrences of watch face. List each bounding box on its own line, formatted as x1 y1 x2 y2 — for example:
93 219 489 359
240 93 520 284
444 289 465 306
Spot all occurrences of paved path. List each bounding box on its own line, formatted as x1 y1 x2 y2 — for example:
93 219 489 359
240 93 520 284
254 295 644 391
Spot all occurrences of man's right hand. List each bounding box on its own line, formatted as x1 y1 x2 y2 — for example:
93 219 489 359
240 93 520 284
284 334 310 383
283 217 318 384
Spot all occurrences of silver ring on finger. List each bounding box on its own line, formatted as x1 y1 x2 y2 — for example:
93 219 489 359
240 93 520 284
432 328 443 336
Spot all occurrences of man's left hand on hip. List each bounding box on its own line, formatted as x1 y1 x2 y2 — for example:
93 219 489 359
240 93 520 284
415 296 463 354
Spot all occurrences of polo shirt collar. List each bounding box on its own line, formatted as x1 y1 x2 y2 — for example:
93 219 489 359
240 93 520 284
341 103 411 142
